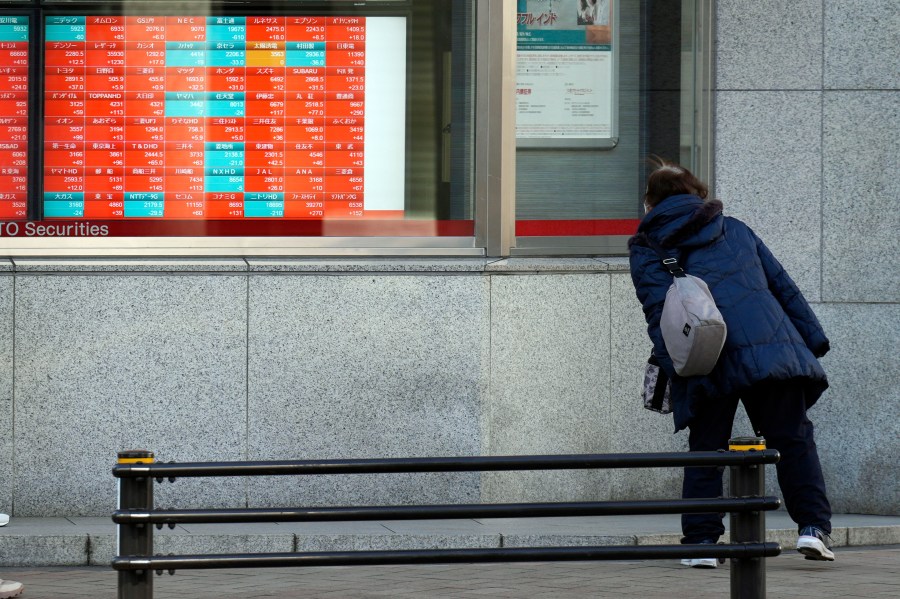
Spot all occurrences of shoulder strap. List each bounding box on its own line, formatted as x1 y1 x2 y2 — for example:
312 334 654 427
641 234 687 278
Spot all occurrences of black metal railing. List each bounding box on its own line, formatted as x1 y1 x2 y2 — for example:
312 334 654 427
112 447 781 599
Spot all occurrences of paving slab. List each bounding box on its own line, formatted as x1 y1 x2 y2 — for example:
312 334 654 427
0 545 897 598
0 513 897 567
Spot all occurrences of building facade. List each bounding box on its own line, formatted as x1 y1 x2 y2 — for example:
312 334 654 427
0 1 896 518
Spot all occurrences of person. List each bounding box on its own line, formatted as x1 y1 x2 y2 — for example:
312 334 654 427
0 513 24 596
0 578 23 598
628 158 834 568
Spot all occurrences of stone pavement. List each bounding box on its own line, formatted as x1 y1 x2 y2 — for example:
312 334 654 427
1 512 899 569
0 545 898 598
0 512 898 597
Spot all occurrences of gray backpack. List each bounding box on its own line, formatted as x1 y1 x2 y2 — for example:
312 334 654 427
645 238 727 376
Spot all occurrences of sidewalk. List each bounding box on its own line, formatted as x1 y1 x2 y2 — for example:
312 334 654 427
0 512 898 568
0 514 898 598
0 545 898 598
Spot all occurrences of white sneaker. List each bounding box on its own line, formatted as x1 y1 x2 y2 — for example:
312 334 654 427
797 526 835 561
680 556 718 569
0 578 24 598
0 513 8 527
680 540 718 568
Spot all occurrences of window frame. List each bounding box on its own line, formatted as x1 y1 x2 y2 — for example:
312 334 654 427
0 0 712 258
0 0 490 257
505 0 715 258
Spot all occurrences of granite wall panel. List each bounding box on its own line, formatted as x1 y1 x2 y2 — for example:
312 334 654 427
823 91 900 303
484 274 611 503
13 275 248 516
824 0 900 90
811 303 900 514
246 274 489 507
716 0 822 90
714 91 823 301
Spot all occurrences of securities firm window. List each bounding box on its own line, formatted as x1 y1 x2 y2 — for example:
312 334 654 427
512 0 712 255
0 0 478 254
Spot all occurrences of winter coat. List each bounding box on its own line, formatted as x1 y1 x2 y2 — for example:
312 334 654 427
628 194 829 431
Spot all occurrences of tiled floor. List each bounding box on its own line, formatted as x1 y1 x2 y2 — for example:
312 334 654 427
1 545 897 598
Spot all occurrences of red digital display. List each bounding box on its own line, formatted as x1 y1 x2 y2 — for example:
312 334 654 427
0 16 28 219
43 15 406 222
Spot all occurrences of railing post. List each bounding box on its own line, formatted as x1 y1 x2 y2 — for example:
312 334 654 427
728 437 767 599
117 450 155 599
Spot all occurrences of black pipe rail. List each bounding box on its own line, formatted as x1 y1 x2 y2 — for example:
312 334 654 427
112 450 781 478
113 542 783 571
112 447 781 599
112 496 780 525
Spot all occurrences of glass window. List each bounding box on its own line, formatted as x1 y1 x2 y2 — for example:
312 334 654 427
0 1 712 256
0 0 479 253
512 0 712 254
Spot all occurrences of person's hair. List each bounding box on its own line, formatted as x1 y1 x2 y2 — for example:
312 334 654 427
643 156 708 209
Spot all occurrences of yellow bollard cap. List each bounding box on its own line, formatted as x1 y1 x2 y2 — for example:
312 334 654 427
729 436 766 451
117 450 155 464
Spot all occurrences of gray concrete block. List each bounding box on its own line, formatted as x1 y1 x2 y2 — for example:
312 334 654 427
278 522 394 535
0 520 93 566
597 258 630 273
349 535 498 551
246 259 488 273
246 275 489 507
756 528 798 551
813 304 900 515
0 534 88 567
823 92 900 302
716 0 822 90
378 519 490 535
13 275 248 516
483 274 611 503
88 534 117 566
11 259 249 272
484 258 610 272
824 0 900 89
294 535 357 552
294 533 500 552
848 526 900 547
93 525 296 566
502 534 632 548
95 527 294 565
635 533 682 546
153 533 295 556
715 91 823 300
830 527 849 548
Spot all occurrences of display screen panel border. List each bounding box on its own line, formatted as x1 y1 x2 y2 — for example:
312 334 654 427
0 0 483 256
39 3 422 236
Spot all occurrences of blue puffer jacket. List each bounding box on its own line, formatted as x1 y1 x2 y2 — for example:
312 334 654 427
629 194 829 431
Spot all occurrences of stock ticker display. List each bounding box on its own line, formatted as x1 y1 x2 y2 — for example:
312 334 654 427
0 16 28 220
42 15 405 222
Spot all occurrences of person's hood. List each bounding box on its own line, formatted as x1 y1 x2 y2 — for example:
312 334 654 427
632 194 724 250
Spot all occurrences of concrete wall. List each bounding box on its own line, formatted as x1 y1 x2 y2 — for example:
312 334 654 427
4 253 894 517
3 258 687 518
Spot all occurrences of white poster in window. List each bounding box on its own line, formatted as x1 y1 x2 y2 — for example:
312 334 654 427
516 0 616 148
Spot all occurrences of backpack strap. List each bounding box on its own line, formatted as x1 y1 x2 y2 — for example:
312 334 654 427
641 234 687 278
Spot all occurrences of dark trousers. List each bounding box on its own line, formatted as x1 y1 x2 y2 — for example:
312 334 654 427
681 380 832 543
